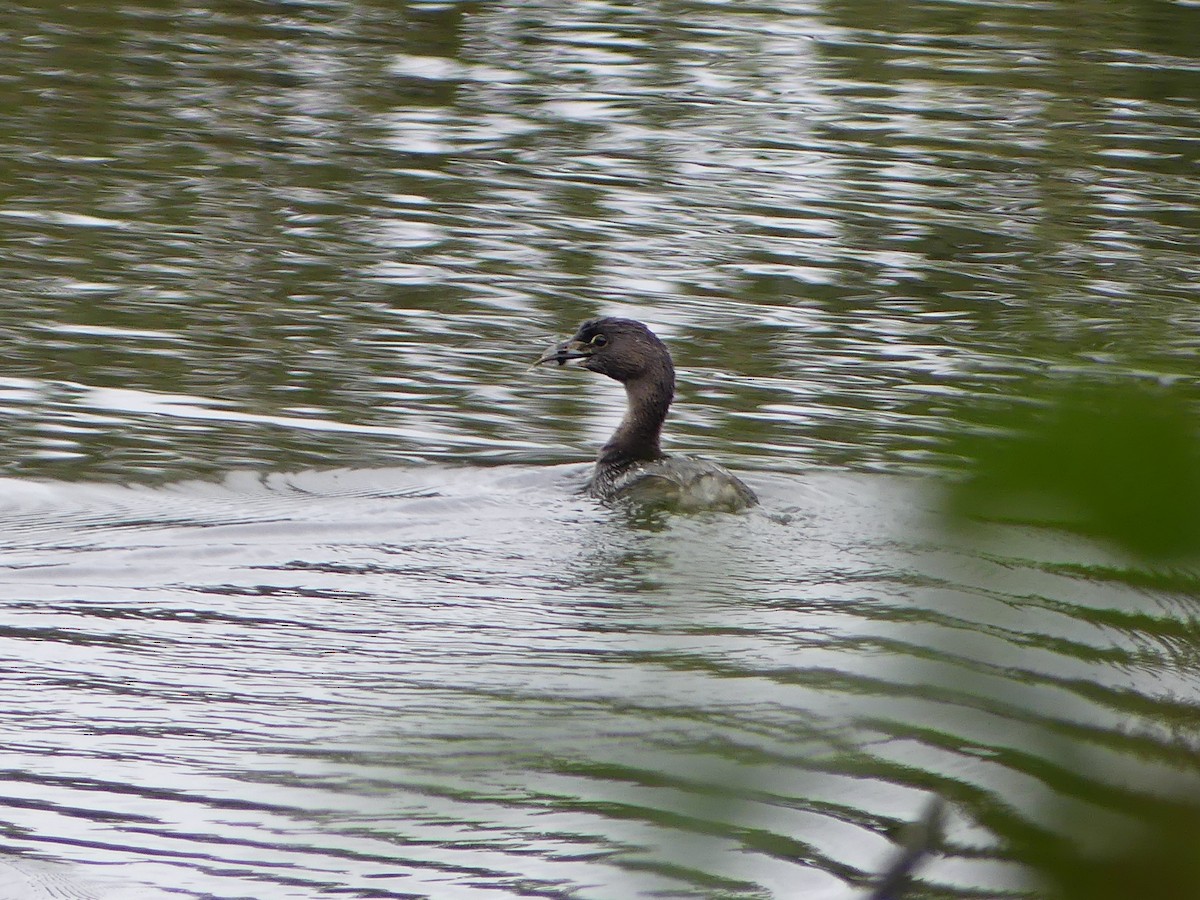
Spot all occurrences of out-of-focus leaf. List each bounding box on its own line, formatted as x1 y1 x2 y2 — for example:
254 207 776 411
1015 785 1200 900
949 380 1200 559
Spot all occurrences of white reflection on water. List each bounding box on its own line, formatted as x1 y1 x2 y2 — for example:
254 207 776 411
0 465 879 897
1 463 1187 897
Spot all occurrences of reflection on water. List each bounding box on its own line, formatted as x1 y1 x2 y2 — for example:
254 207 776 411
1 0 1199 897
0 470 1060 895
3 0 1198 483
3 466 1195 898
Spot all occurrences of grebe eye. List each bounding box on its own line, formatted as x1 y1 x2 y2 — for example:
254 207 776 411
591 334 607 347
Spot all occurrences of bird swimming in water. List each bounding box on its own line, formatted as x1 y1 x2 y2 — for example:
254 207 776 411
534 317 758 511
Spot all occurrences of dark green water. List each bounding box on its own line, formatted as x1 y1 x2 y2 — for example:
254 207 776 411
0 1 1198 898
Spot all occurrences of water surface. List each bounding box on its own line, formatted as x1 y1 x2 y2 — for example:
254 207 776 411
1 0 1199 897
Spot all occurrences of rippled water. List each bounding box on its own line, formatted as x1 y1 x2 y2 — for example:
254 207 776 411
1 1 1199 897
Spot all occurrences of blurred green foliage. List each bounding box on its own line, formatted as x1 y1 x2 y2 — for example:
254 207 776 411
1016 789 1200 900
950 380 1200 560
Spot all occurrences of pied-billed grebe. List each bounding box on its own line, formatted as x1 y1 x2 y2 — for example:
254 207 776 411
535 317 758 511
